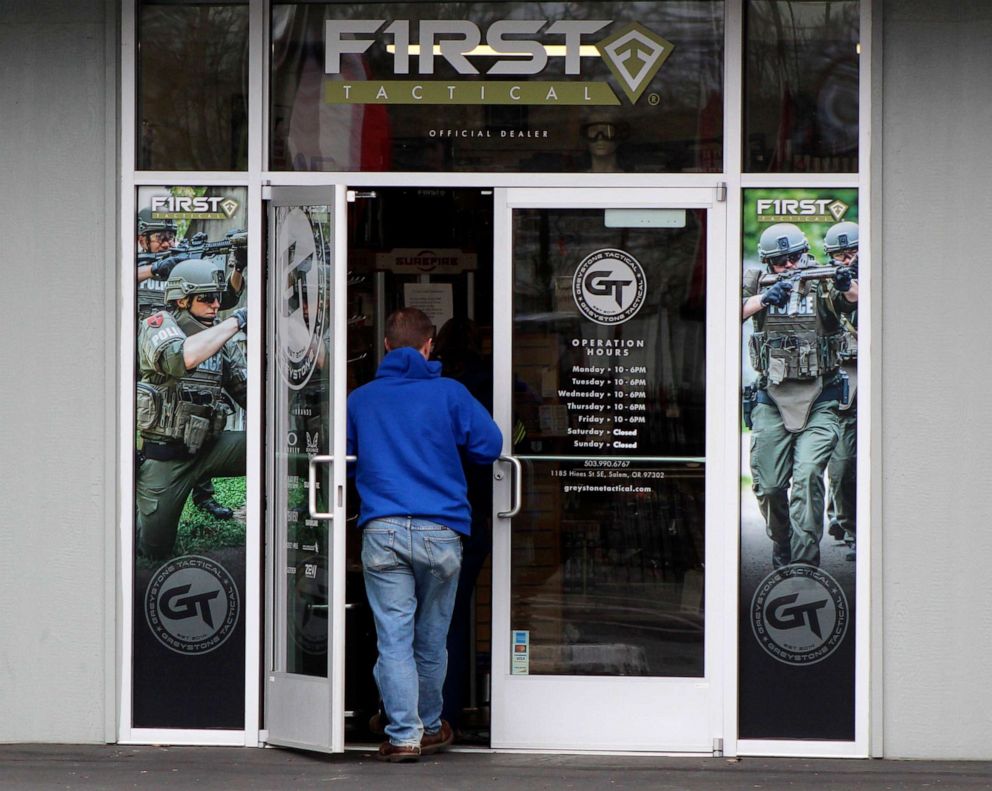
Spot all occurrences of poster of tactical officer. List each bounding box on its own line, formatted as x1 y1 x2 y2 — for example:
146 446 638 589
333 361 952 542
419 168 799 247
739 188 860 741
132 186 249 729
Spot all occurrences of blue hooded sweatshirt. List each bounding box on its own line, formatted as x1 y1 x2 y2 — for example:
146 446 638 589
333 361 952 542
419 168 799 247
346 346 503 535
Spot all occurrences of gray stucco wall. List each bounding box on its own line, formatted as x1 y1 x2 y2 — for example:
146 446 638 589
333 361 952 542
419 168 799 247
880 0 992 760
0 0 117 743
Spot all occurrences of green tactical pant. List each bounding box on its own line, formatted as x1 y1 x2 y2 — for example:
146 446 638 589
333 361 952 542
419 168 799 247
136 431 246 559
827 408 857 540
749 400 840 567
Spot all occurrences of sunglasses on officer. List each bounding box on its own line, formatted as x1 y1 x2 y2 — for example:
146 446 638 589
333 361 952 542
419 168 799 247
193 292 222 304
147 231 176 244
766 251 805 267
830 248 857 262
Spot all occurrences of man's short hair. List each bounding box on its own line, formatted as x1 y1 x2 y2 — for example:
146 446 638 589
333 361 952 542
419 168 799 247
385 308 434 349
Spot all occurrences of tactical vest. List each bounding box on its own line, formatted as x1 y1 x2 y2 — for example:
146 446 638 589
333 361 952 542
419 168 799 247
136 310 245 454
136 254 167 320
745 268 846 386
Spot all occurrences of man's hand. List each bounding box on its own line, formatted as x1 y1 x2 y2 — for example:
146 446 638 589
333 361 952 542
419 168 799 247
232 308 248 331
761 279 793 308
833 267 854 293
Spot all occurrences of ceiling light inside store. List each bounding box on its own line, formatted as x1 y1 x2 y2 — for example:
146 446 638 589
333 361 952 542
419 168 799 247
385 44 600 57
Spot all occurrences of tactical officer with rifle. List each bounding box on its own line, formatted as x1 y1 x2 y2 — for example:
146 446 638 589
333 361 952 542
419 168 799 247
742 222 858 567
135 207 248 520
135 258 248 559
822 221 860 560
136 207 247 320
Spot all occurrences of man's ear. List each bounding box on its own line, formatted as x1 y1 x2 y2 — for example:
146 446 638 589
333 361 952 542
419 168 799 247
384 338 392 352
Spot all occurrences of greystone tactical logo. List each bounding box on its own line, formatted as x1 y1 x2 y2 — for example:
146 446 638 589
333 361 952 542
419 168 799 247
572 248 647 325
751 565 848 665
276 207 330 391
145 555 240 655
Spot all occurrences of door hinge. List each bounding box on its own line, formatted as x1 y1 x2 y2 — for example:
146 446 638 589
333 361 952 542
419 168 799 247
716 182 727 203
712 737 724 757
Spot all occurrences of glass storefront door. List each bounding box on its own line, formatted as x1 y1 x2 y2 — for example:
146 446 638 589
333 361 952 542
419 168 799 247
491 188 728 751
265 186 349 752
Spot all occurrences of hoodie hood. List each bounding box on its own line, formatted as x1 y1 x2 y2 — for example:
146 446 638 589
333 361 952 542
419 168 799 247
375 346 442 380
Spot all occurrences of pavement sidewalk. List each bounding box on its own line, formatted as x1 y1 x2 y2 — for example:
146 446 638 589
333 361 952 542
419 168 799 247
2 744 992 790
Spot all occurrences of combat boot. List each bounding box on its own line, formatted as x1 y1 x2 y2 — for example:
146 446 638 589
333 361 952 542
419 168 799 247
196 498 234 520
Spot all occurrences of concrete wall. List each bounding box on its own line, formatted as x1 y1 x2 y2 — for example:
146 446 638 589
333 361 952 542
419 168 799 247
880 0 992 760
0 0 117 743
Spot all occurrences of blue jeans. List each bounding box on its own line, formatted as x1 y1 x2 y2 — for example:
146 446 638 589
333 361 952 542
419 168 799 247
362 517 463 747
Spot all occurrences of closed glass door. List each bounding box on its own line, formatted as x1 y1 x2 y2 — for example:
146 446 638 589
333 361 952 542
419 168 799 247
491 187 728 751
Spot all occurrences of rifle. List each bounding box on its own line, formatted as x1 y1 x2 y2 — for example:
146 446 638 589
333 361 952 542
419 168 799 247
758 265 841 317
139 229 248 279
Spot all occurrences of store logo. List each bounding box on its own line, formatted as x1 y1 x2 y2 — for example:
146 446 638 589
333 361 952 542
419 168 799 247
751 565 848 666
572 248 646 325
150 195 240 220
756 198 851 224
324 18 672 106
597 23 674 104
276 207 330 391
145 555 240 655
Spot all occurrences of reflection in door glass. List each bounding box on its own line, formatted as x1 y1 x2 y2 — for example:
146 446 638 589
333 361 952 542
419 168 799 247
510 208 706 676
272 205 333 676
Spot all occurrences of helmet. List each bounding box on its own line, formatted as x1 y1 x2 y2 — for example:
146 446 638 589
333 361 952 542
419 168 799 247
823 221 859 254
164 256 226 304
137 207 178 237
757 223 809 260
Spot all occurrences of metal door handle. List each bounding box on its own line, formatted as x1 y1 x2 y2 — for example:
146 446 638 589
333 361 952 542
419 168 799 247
496 454 523 518
307 454 356 519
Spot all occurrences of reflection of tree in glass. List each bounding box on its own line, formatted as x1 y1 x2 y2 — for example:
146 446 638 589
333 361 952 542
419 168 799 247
139 6 249 170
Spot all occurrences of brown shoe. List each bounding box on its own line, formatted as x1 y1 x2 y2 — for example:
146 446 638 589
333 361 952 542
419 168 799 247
420 720 454 755
376 741 420 763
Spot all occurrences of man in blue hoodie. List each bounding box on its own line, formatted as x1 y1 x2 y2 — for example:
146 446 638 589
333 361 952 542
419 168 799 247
347 308 503 762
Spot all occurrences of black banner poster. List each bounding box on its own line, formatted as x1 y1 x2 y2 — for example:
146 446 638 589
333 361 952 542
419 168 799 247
739 188 859 740
132 186 249 729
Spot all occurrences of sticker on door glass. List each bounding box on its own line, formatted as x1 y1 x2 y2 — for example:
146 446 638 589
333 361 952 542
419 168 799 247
511 629 530 675
572 248 646 325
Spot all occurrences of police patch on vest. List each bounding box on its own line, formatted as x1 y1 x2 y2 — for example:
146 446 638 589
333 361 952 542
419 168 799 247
146 314 163 328
750 565 848 665
572 248 646 325
145 555 240 655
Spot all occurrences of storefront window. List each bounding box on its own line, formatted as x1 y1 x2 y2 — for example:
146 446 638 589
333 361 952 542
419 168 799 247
137 1 249 171
270 1 724 173
744 1 859 172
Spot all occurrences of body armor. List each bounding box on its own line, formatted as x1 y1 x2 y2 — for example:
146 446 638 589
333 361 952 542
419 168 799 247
137 310 247 454
745 268 845 386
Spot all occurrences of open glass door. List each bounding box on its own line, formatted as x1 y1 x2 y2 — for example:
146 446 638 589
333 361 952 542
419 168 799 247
491 187 728 752
265 186 348 752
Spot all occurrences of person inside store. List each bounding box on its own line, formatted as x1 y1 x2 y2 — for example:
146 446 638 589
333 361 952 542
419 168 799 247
347 308 502 762
741 223 857 568
432 317 495 741
135 259 248 559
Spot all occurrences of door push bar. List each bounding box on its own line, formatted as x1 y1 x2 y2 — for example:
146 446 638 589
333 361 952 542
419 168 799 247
496 454 523 518
307 454 356 519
